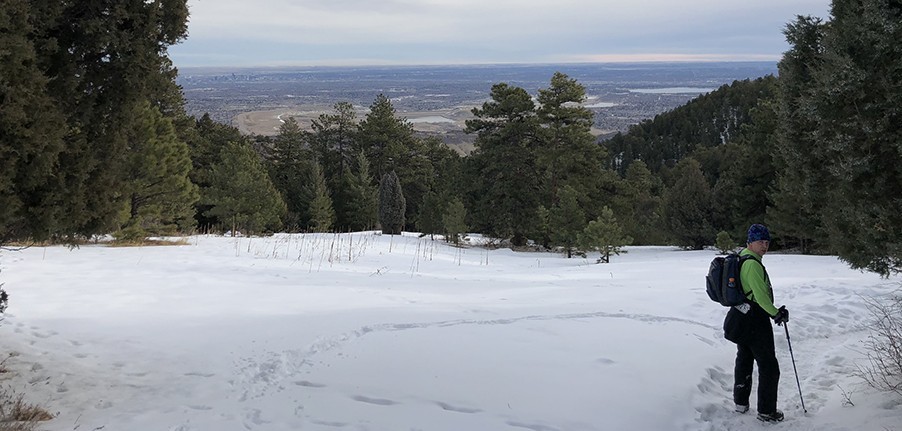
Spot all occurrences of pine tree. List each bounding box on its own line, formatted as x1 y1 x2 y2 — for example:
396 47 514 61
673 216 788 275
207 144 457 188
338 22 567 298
268 117 312 230
307 160 335 233
118 102 198 239
378 171 405 235
357 95 432 229
309 103 358 229
464 83 541 245
579 206 632 264
715 231 736 255
548 186 587 258
417 191 446 240
443 198 468 246
536 73 611 220
769 15 826 254
184 114 249 231
664 158 715 250
611 160 665 245
346 151 378 231
204 142 286 235
31 0 190 238
0 0 66 242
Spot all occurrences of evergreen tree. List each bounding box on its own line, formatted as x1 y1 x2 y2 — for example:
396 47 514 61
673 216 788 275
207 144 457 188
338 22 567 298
0 0 66 242
309 103 358 229
443 197 468 246
536 73 611 220
802 0 902 275
611 160 666 245
768 15 826 254
31 0 190 238
357 95 432 229
119 102 198 238
664 158 715 250
184 114 248 231
711 97 778 240
268 117 312 230
579 206 632 263
204 141 286 235
417 191 446 240
715 231 736 255
346 151 378 231
378 171 405 235
548 186 587 258
464 83 541 245
307 160 335 233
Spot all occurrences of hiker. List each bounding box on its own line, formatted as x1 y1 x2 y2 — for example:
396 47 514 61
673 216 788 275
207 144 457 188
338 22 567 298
723 223 789 422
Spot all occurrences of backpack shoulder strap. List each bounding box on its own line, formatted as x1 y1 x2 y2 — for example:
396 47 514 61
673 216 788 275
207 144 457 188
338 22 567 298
736 254 759 300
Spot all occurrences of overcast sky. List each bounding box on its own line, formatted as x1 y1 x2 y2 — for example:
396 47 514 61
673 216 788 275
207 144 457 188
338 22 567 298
168 0 832 68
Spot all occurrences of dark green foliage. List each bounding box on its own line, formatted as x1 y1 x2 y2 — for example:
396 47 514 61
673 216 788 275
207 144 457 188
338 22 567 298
417 191 446 240
310 103 358 229
268 118 312 230
611 161 666 245
768 15 826 254
0 0 66 242
443 197 468 246
801 0 902 275
579 206 632 264
548 186 586 258
204 141 286 235
378 171 406 235
183 114 248 230
31 0 191 238
715 231 736 255
606 77 778 176
464 83 542 246
345 151 378 231
119 102 198 237
536 73 610 220
664 158 715 250
710 97 778 239
771 2 902 275
357 95 432 229
307 160 335 233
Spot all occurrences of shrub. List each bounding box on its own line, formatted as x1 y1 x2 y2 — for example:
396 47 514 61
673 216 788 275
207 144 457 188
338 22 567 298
858 291 902 397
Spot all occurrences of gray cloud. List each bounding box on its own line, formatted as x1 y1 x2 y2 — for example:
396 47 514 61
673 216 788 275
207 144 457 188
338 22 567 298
172 0 832 67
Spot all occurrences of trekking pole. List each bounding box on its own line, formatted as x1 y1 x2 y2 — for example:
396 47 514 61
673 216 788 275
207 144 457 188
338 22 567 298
784 322 807 413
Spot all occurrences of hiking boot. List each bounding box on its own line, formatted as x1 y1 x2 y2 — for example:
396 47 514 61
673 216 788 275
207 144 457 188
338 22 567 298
757 410 784 422
735 404 749 413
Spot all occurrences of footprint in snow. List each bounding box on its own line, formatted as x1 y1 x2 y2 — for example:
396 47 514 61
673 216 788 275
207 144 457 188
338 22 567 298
311 419 348 428
293 380 326 388
351 395 399 406
435 401 481 414
506 421 561 431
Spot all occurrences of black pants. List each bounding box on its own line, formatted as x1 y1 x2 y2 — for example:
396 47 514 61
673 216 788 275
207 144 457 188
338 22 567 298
732 312 780 413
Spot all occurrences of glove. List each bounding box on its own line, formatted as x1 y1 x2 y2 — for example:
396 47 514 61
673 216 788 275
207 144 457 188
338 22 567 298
772 305 789 326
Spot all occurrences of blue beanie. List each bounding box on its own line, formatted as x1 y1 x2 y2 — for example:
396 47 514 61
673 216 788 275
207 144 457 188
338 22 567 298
747 224 771 243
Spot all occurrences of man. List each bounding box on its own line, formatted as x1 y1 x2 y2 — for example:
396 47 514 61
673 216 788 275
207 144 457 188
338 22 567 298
723 223 789 422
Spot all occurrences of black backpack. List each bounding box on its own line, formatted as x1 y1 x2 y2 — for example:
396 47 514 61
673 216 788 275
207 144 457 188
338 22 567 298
706 253 755 306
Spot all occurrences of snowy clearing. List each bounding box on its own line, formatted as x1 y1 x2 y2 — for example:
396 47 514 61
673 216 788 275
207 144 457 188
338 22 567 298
1 233 900 430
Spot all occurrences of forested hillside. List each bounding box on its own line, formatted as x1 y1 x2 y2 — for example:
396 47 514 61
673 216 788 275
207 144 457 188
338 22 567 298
1 0 898 276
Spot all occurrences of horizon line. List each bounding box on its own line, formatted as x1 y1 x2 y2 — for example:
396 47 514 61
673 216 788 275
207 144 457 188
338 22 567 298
174 58 780 71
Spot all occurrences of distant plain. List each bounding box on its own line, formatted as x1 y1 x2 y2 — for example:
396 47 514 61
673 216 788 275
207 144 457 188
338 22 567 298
178 62 778 149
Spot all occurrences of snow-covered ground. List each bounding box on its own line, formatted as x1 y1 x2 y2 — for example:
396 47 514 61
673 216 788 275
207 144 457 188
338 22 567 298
1 233 900 431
